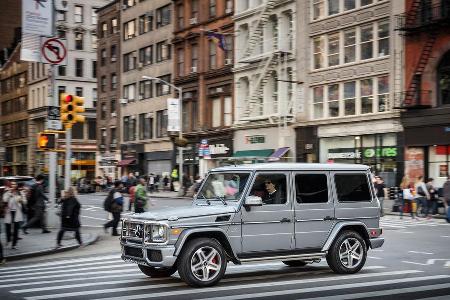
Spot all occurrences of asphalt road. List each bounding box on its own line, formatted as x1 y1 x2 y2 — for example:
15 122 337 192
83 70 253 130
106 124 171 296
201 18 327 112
0 194 449 300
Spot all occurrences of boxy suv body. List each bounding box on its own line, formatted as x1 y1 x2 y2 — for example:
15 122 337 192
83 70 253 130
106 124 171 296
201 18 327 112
120 163 384 287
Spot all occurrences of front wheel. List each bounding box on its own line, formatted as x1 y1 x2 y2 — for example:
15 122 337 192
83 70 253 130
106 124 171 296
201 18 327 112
138 264 177 278
326 230 367 274
177 238 227 287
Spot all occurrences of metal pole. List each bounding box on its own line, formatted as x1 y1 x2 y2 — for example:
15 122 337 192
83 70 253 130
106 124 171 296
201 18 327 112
178 87 183 196
48 0 57 203
64 128 71 189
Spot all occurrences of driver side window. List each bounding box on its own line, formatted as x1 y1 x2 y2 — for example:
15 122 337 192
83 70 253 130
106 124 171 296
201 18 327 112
250 173 287 205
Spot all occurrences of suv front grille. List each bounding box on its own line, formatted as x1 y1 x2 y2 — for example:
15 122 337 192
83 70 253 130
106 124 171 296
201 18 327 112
123 221 144 240
124 246 143 258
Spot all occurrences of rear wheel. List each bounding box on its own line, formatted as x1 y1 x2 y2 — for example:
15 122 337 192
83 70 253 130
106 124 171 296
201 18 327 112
282 260 307 267
326 230 367 274
138 264 177 278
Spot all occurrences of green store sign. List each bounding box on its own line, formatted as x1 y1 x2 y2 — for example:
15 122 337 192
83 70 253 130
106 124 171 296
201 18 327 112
363 147 397 158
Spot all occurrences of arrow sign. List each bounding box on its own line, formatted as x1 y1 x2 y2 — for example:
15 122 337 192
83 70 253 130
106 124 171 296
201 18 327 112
41 37 67 65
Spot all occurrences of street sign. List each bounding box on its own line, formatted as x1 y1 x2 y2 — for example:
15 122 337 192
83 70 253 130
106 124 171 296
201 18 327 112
41 37 67 65
47 106 62 130
22 0 53 36
167 98 180 131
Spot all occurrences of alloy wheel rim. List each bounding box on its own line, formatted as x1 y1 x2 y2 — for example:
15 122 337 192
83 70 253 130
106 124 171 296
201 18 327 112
190 246 222 281
338 237 363 268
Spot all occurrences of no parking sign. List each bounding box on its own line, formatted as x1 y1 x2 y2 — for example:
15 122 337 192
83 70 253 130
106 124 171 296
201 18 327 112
41 37 67 65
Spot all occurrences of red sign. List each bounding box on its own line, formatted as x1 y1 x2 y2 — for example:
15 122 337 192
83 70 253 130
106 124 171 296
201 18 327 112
41 38 67 64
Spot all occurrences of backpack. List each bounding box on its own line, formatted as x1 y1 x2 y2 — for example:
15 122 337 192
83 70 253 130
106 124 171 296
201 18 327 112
103 190 115 212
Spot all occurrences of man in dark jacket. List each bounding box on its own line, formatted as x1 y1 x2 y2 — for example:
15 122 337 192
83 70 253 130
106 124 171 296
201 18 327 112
23 174 51 233
104 181 124 236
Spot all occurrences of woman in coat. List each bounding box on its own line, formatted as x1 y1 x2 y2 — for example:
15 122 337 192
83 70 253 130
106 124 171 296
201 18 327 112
56 187 82 247
2 181 27 249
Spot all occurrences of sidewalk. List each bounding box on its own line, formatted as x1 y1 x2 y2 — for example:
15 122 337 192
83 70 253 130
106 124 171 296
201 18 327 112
1 228 98 261
383 198 448 219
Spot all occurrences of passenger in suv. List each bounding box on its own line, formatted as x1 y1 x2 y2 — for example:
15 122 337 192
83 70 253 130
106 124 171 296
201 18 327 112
120 163 384 287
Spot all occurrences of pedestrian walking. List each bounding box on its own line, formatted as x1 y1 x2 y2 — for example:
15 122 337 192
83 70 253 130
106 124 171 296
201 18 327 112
148 174 155 193
374 176 387 217
23 174 51 234
400 176 416 219
414 176 430 218
134 177 148 213
56 187 82 248
443 175 450 222
0 193 6 264
128 183 136 212
2 181 27 249
425 178 438 216
104 181 124 236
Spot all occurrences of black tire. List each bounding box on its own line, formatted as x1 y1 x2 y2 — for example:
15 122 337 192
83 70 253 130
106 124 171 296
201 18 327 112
326 230 367 274
138 264 177 278
177 238 227 287
282 260 307 267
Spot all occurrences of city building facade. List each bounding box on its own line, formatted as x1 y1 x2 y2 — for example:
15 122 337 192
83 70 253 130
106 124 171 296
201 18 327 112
397 0 450 187
0 0 21 66
295 0 403 186
173 0 234 176
119 0 174 177
96 0 121 179
233 0 297 164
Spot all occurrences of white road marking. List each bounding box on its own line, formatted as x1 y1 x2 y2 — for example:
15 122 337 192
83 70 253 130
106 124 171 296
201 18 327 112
398 231 414 234
408 251 434 255
441 235 450 238
371 249 384 252
80 215 108 221
402 259 450 267
367 256 382 260
297 282 450 300
200 275 449 300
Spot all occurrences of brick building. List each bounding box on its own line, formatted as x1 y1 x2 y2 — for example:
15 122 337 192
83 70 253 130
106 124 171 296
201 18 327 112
173 0 234 176
0 0 21 66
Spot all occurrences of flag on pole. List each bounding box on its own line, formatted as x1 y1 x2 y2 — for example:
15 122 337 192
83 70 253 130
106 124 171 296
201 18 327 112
207 32 226 51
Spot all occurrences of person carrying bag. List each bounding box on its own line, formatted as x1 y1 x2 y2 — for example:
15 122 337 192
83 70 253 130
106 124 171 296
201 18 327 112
56 187 82 248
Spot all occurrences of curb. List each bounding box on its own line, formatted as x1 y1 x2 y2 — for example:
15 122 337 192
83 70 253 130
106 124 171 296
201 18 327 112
4 233 100 261
384 211 447 220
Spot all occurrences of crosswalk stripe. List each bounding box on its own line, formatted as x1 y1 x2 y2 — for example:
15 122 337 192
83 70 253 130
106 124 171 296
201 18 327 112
0 254 120 272
298 282 450 300
200 275 450 300
25 270 421 300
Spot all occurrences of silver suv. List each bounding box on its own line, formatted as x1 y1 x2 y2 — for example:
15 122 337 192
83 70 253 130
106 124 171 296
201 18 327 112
120 163 384 287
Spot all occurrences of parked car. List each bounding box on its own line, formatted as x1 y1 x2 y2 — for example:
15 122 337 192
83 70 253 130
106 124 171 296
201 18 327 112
0 176 34 198
120 163 384 287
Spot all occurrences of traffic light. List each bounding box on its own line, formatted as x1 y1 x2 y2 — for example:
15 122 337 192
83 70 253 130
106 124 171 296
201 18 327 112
37 133 56 150
60 93 85 128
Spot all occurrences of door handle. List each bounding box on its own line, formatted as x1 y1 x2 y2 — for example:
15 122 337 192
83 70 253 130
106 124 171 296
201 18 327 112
280 218 291 223
323 216 334 221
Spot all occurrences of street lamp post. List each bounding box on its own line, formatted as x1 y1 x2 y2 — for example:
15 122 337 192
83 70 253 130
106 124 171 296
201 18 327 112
142 76 184 195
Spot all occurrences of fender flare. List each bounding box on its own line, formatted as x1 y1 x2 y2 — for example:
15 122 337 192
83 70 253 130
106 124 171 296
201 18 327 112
174 227 239 262
321 221 370 252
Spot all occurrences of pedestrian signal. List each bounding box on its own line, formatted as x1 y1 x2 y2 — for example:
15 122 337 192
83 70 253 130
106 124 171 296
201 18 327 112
37 133 56 150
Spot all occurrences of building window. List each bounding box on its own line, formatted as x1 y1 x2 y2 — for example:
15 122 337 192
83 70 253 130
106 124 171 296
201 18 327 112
101 49 106 65
156 41 171 62
110 127 117 144
92 88 97 107
92 8 98 25
100 128 106 145
101 22 107 38
101 103 107 119
361 0 374 6
111 45 117 62
360 25 373 60
344 0 356 11
191 43 199 70
139 14 153 34
75 87 83 97
101 76 106 92
123 117 129 141
344 29 356 63
58 65 66 76
110 99 116 113
111 73 117 90
328 0 339 15
57 30 66 38
327 33 339 67
344 81 356 115
328 84 339 117
144 116 153 139
378 21 390 57
111 18 118 33
177 48 184 76
191 0 199 19
438 51 450 105
123 51 136 71
224 96 232 126
139 113 145 140
361 78 373 114
313 86 324 119
74 5 83 23
129 117 136 141
139 45 152 65
209 40 217 69
92 61 97 78
211 98 221 127
75 33 83 50
224 36 233 63
156 75 171 96
123 84 136 101
91 34 97 49
124 19 136 40
177 4 184 30
156 110 168 137
313 0 325 20
75 59 83 77
313 36 325 69
57 10 66 21
378 75 389 112
139 80 152 99
225 0 233 13
209 0 216 18
156 5 171 28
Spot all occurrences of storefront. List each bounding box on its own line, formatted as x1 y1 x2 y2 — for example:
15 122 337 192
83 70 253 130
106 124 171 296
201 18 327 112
145 151 172 177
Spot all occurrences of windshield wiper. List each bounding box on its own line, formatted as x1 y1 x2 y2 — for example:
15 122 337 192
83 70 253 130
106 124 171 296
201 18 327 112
215 196 227 206
198 191 211 205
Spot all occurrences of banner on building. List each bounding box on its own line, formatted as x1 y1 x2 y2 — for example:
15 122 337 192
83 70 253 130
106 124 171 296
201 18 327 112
22 0 53 36
167 98 180 132
20 33 41 62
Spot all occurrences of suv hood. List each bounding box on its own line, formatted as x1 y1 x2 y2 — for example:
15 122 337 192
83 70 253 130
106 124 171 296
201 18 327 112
129 204 237 221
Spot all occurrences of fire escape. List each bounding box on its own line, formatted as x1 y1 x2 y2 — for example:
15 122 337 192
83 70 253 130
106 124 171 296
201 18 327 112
237 0 294 122
395 0 450 109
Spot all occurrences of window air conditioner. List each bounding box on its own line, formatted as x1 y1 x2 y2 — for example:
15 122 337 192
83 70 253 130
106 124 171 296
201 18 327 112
225 58 232 65
111 112 117 117
146 112 153 118
138 62 143 69
189 18 198 25
191 66 197 73
162 85 170 93
225 8 232 14
120 98 128 104
138 95 143 100
100 144 105 148
111 57 116 62
216 87 224 93
131 115 136 120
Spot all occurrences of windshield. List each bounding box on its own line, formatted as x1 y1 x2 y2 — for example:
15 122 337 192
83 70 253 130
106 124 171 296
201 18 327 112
197 172 251 202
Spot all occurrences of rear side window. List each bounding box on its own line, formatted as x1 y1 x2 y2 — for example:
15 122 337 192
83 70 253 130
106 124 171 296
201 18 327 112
295 174 329 203
334 174 372 202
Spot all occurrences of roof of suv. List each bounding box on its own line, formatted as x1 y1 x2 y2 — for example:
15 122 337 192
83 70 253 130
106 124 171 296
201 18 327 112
212 163 370 172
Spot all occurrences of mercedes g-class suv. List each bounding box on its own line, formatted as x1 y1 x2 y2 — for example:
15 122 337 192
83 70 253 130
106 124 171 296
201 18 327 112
120 163 384 287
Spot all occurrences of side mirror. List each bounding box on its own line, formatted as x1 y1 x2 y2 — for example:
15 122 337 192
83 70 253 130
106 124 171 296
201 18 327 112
244 195 263 207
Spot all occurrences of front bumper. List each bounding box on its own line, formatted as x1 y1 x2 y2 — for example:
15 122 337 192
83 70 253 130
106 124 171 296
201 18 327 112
369 237 384 249
121 241 177 267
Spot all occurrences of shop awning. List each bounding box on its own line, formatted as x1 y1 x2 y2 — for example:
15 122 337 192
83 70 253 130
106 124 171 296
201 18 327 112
233 149 274 158
117 159 136 167
268 147 290 161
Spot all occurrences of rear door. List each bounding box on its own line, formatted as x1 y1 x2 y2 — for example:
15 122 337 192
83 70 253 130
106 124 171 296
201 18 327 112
294 171 335 250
